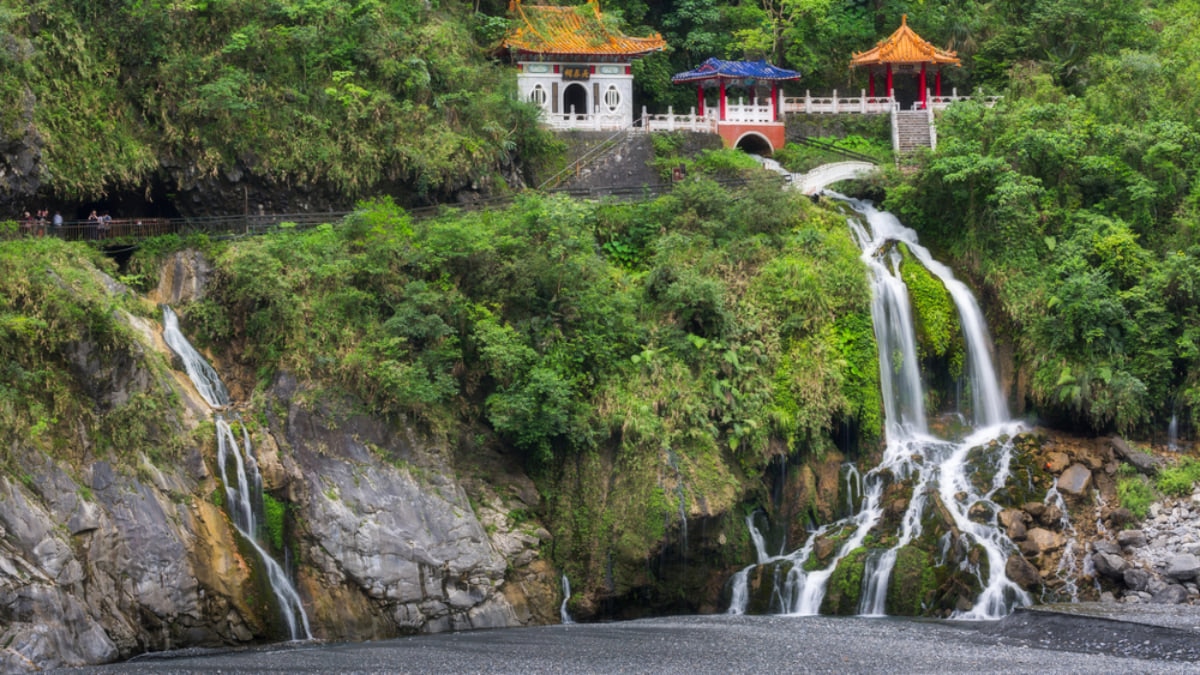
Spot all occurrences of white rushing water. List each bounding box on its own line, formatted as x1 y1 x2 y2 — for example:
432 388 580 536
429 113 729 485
734 161 1030 618
162 306 230 407
162 307 312 640
561 575 574 624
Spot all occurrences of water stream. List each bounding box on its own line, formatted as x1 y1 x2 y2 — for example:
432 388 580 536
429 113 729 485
561 575 575 624
162 306 312 640
737 161 1030 618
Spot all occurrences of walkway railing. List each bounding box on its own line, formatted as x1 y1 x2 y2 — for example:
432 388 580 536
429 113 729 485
783 88 1001 115
783 90 898 115
541 108 630 131
642 107 718 133
16 212 352 244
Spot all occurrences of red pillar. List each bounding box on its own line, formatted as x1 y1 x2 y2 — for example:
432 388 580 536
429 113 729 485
868 69 875 97
771 82 778 121
697 85 705 117
935 70 942 97
885 64 893 98
719 79 726 121
919 63 927 107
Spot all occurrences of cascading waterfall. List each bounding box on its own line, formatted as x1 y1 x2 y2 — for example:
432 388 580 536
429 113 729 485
734 162 1030 619
162 307 312 640
560 575 574 624
162 306 230 408
1168 414 1180 451
1042 481 1080 603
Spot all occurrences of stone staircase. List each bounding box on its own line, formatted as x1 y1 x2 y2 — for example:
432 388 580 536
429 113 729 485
893 110 934 153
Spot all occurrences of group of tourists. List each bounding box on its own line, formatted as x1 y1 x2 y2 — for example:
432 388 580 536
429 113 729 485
19 209 62 237
16 208 112 239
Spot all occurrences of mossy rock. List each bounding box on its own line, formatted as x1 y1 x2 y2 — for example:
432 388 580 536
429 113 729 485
821 547 868 615
884 545 938 616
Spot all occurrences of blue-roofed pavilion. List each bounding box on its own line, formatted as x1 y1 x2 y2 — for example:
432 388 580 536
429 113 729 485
664 57 800 154
671 58 800 123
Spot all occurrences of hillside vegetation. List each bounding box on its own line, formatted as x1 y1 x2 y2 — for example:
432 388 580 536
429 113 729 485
0 0 550 203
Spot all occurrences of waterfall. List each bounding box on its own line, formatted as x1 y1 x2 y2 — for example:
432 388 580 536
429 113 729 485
560 575 574 624
162 307 312 641
733 164 1031 618
162 306 230 408
1168 414 1179 451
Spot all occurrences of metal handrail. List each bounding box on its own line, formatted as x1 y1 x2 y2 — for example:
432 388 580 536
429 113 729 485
536 120 639 191
792 137 879 164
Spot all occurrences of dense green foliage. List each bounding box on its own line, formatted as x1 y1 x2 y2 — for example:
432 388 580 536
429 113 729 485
887 0 1200 436
0 0 550 200
160 160 877 605
0 236 182 467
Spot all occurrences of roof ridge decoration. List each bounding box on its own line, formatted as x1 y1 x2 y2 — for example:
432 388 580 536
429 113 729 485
849 14 961 68
503 0 667 59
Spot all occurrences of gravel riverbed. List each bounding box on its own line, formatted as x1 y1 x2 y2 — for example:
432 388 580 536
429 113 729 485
66 606 1200 674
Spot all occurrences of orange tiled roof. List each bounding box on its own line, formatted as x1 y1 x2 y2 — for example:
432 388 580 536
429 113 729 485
849 15 960 67
503 0 666 58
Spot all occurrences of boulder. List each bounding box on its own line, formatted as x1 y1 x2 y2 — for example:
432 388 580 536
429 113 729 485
1110 437 1157 476
1045 452 1070 473
1123 568 1152 592
999 509 1027 541
1057 464 1093 497
1108 508 1136 528
1037 503 1063 527
1164 553 1200 581
1092 552 1128 579
1005 554 1041 590
1152 584 1189 604
1019 528 1064 556
1093 540 1122 556
1116 530 1148 549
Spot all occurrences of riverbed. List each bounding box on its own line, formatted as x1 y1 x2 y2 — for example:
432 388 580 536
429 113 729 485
70 605 1200 674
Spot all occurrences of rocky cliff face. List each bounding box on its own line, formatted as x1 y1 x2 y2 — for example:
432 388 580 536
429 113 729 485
0 255 558 670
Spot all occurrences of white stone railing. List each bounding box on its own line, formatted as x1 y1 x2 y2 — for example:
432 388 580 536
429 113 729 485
723 98 775 124
542 108 632 131
927 88 1002 111
642 106 718 133
783 90 898 115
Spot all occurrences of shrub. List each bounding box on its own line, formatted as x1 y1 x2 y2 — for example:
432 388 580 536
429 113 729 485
1157 458 1200 498
1117 474 1154 520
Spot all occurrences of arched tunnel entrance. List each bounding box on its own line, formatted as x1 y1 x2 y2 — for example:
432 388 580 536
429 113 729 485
734 132 774 157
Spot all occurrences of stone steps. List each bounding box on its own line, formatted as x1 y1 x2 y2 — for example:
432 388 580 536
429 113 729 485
894 111 932 153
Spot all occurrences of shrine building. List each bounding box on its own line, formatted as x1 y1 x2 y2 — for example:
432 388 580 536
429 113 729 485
502 0 666 130
849 15 960 109
668 58 801 153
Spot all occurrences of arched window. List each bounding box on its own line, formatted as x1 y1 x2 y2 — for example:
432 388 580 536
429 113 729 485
604 86 621 112
529 85 547 107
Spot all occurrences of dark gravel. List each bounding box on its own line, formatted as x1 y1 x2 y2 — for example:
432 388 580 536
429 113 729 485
63 608 1200 674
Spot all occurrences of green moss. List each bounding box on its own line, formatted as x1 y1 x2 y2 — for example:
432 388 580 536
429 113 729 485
899 243 962 374
821 547 868 615
262 492 287 551
884 545 938 616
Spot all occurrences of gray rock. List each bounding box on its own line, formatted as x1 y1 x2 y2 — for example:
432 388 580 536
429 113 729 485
1092 540 1122 555
1123 567 1152 592
1110 437 1157 475
1100 591 1117 603
1152 584 1189 604
1005 554 1040 590
1164 553 1200 581
1116 530 1148 549
1057 463 1093 496
1092 551 1128 579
